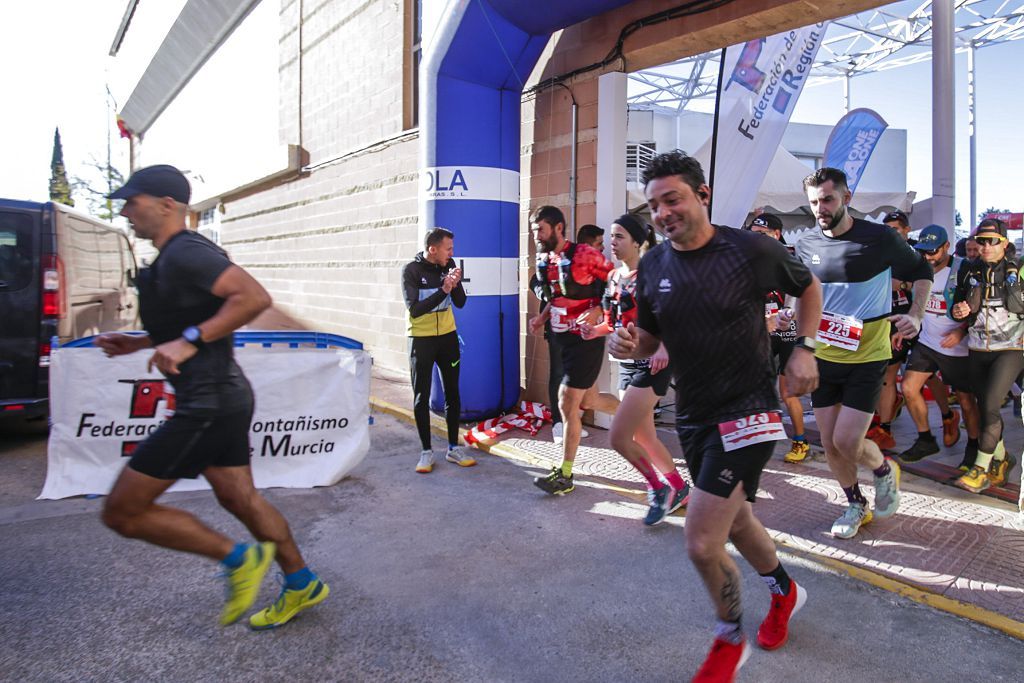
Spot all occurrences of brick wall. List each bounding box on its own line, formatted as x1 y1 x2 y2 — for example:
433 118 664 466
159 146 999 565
219 0 419 375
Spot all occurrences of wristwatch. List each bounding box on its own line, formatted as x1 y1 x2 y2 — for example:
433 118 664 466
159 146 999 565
182 325 205 349
794 335 817 352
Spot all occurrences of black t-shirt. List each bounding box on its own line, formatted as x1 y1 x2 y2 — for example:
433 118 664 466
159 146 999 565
636 226 812 426
138 230 252 415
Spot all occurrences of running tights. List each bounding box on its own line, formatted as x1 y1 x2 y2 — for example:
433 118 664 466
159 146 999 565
409 332 461 451
968 349 1024 453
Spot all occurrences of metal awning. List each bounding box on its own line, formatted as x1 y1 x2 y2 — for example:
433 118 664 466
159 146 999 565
117 0 261 136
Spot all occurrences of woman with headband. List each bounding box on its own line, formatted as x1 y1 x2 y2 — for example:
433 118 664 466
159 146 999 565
580 213 691 524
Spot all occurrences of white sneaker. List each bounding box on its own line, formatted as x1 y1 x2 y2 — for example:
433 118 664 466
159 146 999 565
580 427 590 439
552 422 564 445
415 450 434 473
445 446 477 467
831 501 873 539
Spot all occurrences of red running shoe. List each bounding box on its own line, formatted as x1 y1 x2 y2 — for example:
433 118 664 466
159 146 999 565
757 581 807 650
865 425 896 451
692 637 751 682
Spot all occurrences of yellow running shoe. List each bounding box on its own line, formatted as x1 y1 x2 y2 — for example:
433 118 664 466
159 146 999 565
250 578 330 630
956 465 991 493
221 542 276 625
988 455 1016 489
784 440 810 463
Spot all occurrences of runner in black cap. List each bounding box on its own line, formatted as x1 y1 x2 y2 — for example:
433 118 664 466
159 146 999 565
98 164 328 630
747 212 809 463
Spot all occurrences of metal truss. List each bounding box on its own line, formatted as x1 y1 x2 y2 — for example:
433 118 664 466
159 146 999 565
627 0 1024 110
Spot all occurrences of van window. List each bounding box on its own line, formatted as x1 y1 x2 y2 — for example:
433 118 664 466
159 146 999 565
0 212 32 292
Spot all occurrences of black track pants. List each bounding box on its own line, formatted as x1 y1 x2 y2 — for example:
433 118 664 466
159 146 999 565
409 332 461 451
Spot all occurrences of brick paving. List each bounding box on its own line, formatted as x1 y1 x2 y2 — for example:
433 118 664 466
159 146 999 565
371 366 1024 625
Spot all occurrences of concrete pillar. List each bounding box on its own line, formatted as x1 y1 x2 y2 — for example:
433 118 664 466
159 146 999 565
593 71 628 428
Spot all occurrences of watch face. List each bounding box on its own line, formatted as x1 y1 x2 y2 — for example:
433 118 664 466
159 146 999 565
184 327 200 343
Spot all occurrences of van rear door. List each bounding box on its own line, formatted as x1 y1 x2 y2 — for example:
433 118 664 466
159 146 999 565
0 207 41 406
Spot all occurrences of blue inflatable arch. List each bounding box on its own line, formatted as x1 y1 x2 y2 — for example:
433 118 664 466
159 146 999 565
421 0 634 419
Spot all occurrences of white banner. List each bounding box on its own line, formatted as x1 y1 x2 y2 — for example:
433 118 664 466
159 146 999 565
40 346 371 500
711 23 827 228
422 166 519 203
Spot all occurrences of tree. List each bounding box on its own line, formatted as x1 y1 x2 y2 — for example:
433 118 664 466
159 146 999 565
72 158 126 221
48 128 74 207
980 207 1011 223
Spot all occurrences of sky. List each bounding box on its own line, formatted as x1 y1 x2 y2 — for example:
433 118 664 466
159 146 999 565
1 0 1020 225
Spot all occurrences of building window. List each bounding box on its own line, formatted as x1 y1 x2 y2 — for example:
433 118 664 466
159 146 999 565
794 153 822 170
404 0 422 130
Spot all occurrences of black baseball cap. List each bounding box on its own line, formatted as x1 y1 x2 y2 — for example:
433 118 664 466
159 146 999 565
884 210 909 226
750 213 783 231
975 219 1008 240
108 164 191 204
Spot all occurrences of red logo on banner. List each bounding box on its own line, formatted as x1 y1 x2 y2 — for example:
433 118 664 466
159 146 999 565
118 379 175 456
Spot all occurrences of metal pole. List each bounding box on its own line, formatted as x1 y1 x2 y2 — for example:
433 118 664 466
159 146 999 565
844 72 851 113
932 0 956 240
968 41 977 229
569 101 578 235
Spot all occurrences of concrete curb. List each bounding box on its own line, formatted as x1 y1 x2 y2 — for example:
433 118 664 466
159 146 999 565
369 396 1024 642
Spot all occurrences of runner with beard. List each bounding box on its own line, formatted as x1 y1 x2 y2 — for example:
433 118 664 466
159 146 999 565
796 168 932 540
610 151 823 681
528 206 617 495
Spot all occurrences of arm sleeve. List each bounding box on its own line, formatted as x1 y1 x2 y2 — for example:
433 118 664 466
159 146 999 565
752 235 813 298
402 262 448 317
164 238 232 293
635 258 661 338
887 228 934 282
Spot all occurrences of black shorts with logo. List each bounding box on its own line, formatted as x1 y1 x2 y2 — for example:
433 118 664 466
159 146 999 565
811 358 888 414
676 424 776 503
557 331 605 389
618 360 672 397
906 343 972 393
128 409 253 480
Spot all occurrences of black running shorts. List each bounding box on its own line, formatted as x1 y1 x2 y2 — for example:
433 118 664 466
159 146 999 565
811 358 888 413
676 424 775 503
771 337 796 376
906 343 971 393
128 409 253 480
618 361 671 397
556 331 605 389
888 335 915 366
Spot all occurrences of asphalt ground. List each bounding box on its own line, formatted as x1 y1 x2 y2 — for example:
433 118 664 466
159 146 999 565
1 414 1021 682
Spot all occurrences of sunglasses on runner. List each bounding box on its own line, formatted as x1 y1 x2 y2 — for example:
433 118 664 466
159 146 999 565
920 247 941 256
976 237 1005 246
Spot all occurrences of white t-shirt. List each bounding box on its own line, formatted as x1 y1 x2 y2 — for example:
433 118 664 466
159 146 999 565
918 260 968 357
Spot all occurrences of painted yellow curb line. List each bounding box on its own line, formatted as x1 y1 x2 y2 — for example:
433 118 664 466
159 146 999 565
370 396 1024 642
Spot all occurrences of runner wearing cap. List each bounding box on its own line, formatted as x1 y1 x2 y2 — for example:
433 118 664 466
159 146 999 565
866 211 960 452
748 212 810 463
896 225 981 466
797 168 932 540
951 218 1023 492
579 213 690 525
610 151 823 681
97 164 329 630
528 206 617 495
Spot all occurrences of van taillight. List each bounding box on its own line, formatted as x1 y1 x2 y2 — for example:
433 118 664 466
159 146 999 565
42 253 66 318
38 342 51 367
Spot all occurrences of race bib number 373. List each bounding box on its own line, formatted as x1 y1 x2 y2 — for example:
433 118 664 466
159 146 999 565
718 412 787 452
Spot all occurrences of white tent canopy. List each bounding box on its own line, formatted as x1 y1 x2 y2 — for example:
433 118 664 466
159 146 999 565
628 140 915 218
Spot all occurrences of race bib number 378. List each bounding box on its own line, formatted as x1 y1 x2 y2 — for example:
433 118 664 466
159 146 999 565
718 412 787 452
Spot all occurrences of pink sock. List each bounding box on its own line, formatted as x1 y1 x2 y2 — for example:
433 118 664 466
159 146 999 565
634 460 663 490
662 469 686 491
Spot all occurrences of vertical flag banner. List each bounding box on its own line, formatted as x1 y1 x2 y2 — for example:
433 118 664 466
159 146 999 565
711 22 827 227
822 108 889 195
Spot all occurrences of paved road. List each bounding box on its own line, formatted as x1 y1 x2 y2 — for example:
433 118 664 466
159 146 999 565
0 414 1020 682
